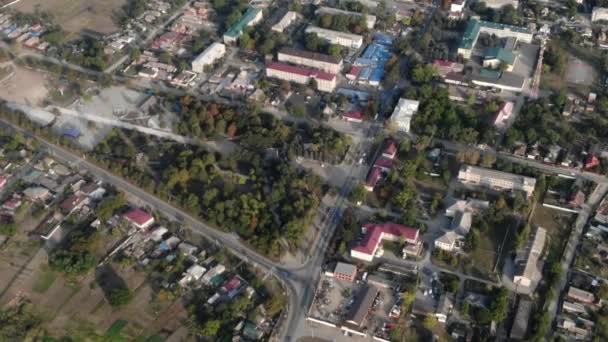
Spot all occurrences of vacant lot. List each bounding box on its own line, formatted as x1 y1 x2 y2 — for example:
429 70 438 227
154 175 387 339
13 0 126 36
0 65 48 105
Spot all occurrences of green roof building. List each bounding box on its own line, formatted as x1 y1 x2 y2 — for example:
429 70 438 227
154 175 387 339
223 8 263 44
483 47 517 70
457 18 533 59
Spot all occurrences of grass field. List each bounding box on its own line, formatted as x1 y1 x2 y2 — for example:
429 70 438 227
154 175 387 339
12 0 127 36
32 266 57 294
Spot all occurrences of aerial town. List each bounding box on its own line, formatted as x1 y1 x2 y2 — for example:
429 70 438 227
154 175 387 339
2 0 608 341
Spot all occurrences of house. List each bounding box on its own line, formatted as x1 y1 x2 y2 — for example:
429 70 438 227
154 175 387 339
435 293 453 323
351 222 420 262
567 286 595 304
373 157 393 172
445 199 490 217
390 98 419 132
179 264 207 287
344 285 379 328
0 175 6 189
593 7 608 22
513 227 546 288
333 262 357 282
59 195 88 215
569 190 586 208
585 155 600 169
79 183 106 200
178 242 198 256
510 299 532 340
123 208 155 230
202 264 226 284
457 165 537 198
222 276 245 299
23 186 50 201
1 199 21 213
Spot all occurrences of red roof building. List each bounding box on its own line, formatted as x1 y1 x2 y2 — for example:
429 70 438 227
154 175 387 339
382 140 398 159
373 157 394 171
346 66 362 80
124 208 155 229
59 195 87 215
585 155 600 170
266 62 337 92
365 167 382 191
2 199 21 212
222 277 241 293
0 175 6 189
351 223 419 262
342 111 364 123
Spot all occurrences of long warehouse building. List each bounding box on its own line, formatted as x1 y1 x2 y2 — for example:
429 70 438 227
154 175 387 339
305 25 363 49
277 47 343 74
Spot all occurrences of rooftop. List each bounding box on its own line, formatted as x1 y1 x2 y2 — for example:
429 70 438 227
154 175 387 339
267 62 336 81
459 18 531 50
334 262 357 276
459 165 537 187
353 222 418 255
124 208 154 226
483 47 517 65
279 47 342 65
225 7 262 38
346 284 379 327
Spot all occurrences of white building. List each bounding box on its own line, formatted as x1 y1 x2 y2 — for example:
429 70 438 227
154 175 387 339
513 227 546 287
266 62 337 92
450 0 467 14
593 7 608 22
305 26 363 49
278 47 343 74
191 42 226 73
315 6 377 29
272 11 298 32
457 165 537 198
390 98 419 132
434 231 460 252
481 0 519 9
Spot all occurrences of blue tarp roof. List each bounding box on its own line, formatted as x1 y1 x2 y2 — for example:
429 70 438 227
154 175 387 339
374 33 396 46
63 128 80 139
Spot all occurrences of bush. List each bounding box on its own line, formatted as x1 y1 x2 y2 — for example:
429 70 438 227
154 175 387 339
108 288 133 307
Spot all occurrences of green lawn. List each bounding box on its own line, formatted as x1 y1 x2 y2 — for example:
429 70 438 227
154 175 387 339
105 319 128 338
32 266 57 294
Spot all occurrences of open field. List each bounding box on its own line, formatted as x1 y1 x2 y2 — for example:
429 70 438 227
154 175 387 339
0 65 48 105
12 0 126 36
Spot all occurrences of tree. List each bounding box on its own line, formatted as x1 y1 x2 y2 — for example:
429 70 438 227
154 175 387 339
108 287 133 307
597 283 608 301
481 153 496 168
464 230 479 251
328 44 342 57
201 319 221 337
461 300 470 317
349 184 366 204
515 224 531 250
0 222 17 236
423 315 437 330
411 64 436 84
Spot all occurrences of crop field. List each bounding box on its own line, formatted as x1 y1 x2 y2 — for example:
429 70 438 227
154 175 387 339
12 0 127 36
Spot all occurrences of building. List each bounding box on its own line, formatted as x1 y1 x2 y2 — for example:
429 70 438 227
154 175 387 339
333 262 357 281
390 98 419 132
450 0 466 14
0 175 6 189
567 286 595 304
277 47 343 74
305 26 363 49
434 230 460 252
482 47 516 71
342 110 364 123
59 195 88 215
191 42 226 73
223 8 263 44
493 101 514 131
345 285 379 327
471 69 526 92
23 186 50 201
365 166 382 191
457 165 537 198
315 6 376 29
457 18 532 59
123 208 155 230
266 62 337 92
510 299 532 340
593 7 608 22
482 0 519 9
272 11 297 32
513 227 546 287
435 293 454 323
432 60 464 78
179 264 207 287
351 222 419 262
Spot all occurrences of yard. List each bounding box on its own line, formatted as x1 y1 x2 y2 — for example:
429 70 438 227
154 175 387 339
13 0 127 37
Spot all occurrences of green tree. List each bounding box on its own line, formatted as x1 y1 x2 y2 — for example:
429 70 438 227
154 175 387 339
108 287 133 307
201 319 221 337
349 183 366 204
0 222 17 236
411 64 436 84
423 315 437 330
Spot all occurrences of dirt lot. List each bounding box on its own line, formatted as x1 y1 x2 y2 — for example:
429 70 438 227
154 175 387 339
0 65 48 105
12 0 126 36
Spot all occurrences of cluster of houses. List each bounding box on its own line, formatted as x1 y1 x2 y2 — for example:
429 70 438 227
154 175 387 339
0 13 48 52
555 274 604 340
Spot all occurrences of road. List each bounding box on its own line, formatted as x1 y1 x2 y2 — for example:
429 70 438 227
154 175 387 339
545 183 608 336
